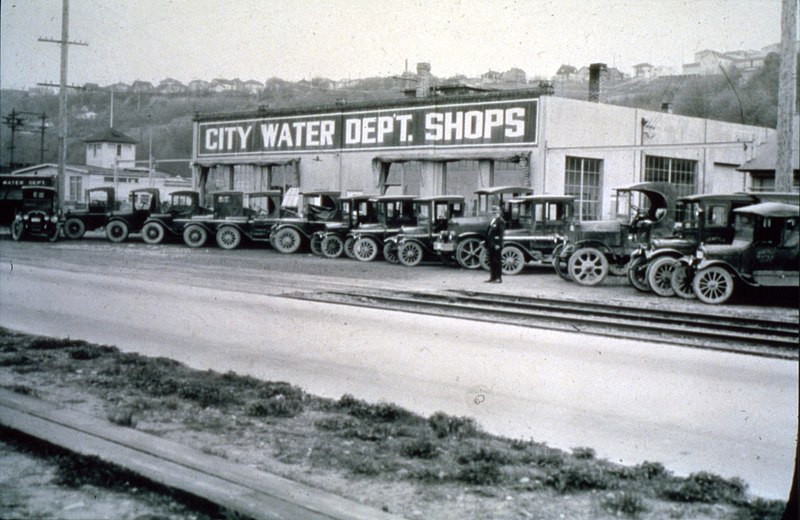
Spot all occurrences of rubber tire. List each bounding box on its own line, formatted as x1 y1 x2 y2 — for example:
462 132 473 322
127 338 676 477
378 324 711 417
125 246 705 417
383 241 399 264
693 266 735 305
322 235 344 258
11 220 24 241
568 247 609 286
455 238 484 269
183 224 208 248
310 234 323 256
64 218 86 239
344 236 356 259
353 237 379 262
141 222 166 245
216 226 242 250
106 220 129 243
647 256 677 297
627 255 651 292
398 241 423 267
273 227 302 254
670 263 696 300
552 244 572 281
501 245 525 275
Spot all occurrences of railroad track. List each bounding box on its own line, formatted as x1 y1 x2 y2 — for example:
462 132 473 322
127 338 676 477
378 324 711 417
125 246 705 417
284 288 799 359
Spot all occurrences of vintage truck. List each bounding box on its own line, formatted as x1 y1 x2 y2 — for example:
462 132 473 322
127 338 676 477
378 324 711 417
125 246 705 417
10 186 60 242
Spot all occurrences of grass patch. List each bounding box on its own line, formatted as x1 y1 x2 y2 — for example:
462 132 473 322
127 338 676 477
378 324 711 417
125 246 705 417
245 395 303 418
601 491 649 518
428 411 479 439
661 471 747 503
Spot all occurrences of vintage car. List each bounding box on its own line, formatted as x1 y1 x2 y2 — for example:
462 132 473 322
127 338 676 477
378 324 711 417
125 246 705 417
685 202 799 304
478 195 575 275
104 188 162 242
140 190 209 244
10 186 60 242
395 195 467 267
629 192 798 296
315 195 378 258
179 191 283 249
269 190 342 254
348 195 419 262
62 187 119 239
213 191 283 250
559 182 676 286
432 186 532 269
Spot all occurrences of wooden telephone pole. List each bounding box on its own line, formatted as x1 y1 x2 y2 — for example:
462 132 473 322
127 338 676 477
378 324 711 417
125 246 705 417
776 0 798 192
38 0 87 207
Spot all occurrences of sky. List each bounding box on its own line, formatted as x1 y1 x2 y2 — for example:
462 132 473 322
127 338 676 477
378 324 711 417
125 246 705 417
0 0 787 90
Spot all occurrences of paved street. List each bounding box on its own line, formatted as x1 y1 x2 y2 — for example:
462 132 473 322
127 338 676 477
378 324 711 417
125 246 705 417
0 237 797 499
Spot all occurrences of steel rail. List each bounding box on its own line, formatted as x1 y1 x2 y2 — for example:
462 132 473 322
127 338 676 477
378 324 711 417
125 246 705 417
284 289 798 357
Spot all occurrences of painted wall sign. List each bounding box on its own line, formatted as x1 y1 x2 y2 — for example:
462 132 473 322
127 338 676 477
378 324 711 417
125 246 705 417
197 98 537 156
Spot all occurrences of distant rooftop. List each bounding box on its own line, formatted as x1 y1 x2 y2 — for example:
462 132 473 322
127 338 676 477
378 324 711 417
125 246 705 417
83 127 138 144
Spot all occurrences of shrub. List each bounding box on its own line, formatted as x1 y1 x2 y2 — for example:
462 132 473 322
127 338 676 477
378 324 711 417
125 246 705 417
107 407 137 428
29 337 89 350
662 472 747 503
337 394 412 423
571 446 596 460
456 446 511 465
428 412 479 439
635 461 668 480
601 492 649 518
547 463 616 493
6 384 39 397
457 461 503 485
400 438 439 459
69 345 113 360
0 354 33 367
177 381 233 408
245 395 303 418
346 456 382 476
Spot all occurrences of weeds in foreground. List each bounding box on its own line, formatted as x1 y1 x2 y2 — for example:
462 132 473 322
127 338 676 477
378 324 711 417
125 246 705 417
601 491 649 518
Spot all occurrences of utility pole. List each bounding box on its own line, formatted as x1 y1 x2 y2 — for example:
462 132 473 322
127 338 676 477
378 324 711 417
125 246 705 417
38 0 88 207
776 0 798 192
2 109 25 168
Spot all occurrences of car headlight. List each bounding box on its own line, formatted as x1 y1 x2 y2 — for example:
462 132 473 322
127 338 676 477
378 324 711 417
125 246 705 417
51 216 58 223
23 215 30 221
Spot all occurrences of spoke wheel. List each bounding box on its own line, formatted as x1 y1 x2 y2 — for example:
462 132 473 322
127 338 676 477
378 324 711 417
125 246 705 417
552 244 572 281
670 263 696 300
11 220 24 241
627 255 651 292
693 266 735 304
500 246 525 275
322 235 344 258
141 222 165 244
183 224 208 248
647 256 677 296
343 237 357 259
63 218 86 239
273 227 302 254
455 238 484 269
310 234 323 256
398 241 423 267
382 241 399 264
353 237 379 262
216 226 242 250
568 247 609 286
105 220 129 243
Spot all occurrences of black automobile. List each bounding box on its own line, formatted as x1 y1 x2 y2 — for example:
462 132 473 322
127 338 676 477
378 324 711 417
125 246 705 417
104 188 162 243
395 195 466 267
214 190 283 250
348 195 419 262
10 186 60 242
269 191 342 254
62 187 118 239
141 190 209 245
315 195 378 258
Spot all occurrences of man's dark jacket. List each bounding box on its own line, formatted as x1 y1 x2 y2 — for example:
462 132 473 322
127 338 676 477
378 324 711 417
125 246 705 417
486 216 505 251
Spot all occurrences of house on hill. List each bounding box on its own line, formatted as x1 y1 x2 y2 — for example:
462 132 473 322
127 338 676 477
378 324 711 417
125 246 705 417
554 65 577 81
242 80 264 94
188 79 210 93
131 80 155 94
632 63 654 79
158 78 188 94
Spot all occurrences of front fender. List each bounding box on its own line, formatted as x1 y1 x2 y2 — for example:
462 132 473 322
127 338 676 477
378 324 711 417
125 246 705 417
695 259 738 276
271 224 310 240
645 248 684 261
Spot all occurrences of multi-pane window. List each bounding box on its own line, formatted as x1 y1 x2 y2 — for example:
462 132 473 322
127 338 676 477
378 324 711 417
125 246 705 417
116 144 122 156
565 156 602 220
69 176 82 203
644 155 697 197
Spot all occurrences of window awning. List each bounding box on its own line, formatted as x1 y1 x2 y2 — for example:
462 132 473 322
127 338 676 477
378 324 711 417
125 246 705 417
194 158 301 168
372 151 530 163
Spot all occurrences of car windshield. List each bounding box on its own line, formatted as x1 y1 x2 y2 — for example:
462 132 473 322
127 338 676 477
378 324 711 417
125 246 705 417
133 192 152 211
170 194 196 211
381 200 415 226
248 195 275 216
22 191 54 212
88 191 110 209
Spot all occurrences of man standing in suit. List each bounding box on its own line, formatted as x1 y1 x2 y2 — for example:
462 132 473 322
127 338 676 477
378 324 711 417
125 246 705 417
485 205 505 283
